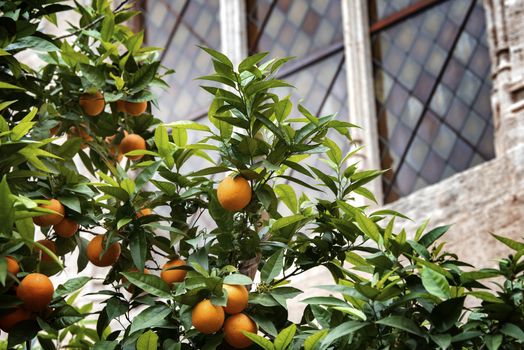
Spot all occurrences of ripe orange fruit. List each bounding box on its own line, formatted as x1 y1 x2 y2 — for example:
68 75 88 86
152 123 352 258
191 299 225 334
79 91 105 116
33 199 65 226
160 259 187 285
119 133 146 160
86 235 121 267
223 313 257 348
5 256 19 276
16 273 54 312
53 218 79 238
125 101 148 116
36 239 57 262
0 307 32 332
121 268 150 292
116 100 126 112
223 284 249 314
217 176 252 212
136 208 152 218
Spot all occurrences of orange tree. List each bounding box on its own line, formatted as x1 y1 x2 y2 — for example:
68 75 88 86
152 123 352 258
2 1 524 350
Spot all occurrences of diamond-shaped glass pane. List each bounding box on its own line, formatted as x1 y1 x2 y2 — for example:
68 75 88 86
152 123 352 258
369 0 421 24
247 0 343 58
145 0 221 122
372 0 495 202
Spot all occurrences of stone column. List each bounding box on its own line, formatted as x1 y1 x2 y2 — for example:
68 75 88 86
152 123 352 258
220 0 248 67
341 0 383 205
483 0 524 155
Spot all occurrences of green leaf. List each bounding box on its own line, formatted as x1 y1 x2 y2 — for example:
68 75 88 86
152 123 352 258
223 274 253 285
272 214 306 231
120 178 136 196
172 128 188 147
120 272 171 298
491 234 524 251
270 287 302 309
14 218 34 242
421 267 450 299
98 186 129 202
242 333 275 350
100 10 115 41
304 330 328 350
92 341 118 350
274 98 292 123
135 161 161 189
274 184 297 214
274 324 296 350
137 330 158 350
0 82 25 90
79 64 106 88
418 225 451 247
238 52 269 71
430 297 465 332
155 125 171 158
461 269 501 283
430 334 452 349
466 291 503 303
352 209 381 244
129 231 147 272
485 334 503 350
12 108 37 140
106 297 128 320
370 209 411 220
128 62 160 93
125 31 144 53
208 95 233 138
318 321 368 350
130 304 171 334
332 306 367 321
110 72 125 91
301 296 349 308
407 240 430 259
6 36 58 52
165 121 211 132
261 249 284 283
500 323 524 341
54 277 91 298
199 46 233 68
309 167 338 196
376 315 423 336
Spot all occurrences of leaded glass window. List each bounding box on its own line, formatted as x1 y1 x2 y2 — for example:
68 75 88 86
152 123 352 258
371 0 495 203
142 0 221 122
247 0 351 169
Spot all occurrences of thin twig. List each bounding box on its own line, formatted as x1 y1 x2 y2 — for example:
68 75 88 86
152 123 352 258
55 0 131 40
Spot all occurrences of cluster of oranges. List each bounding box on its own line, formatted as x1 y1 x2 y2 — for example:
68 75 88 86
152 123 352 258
191 285 256 349
0 257 54 332
0 199 79 332
2 125 257 338
157 258 256 349
58 91 148 161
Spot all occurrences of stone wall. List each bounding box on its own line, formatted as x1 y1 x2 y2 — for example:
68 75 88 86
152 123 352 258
386 143 524 269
